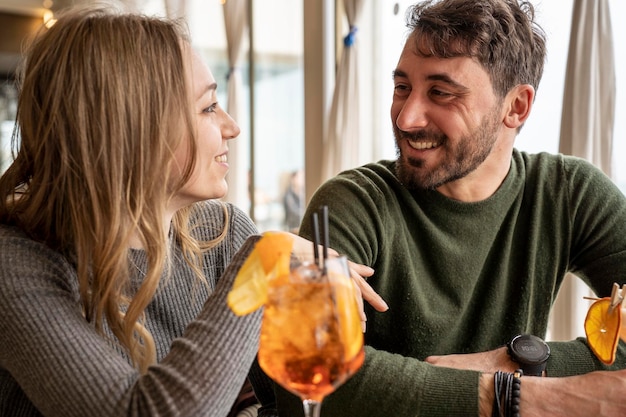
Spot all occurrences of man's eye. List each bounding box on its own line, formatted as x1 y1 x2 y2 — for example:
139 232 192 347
430 89 452 97
394 84 410 96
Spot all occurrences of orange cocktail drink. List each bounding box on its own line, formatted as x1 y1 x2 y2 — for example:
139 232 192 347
258 256 364 403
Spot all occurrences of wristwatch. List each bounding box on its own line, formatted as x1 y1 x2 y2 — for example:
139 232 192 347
507 334 550 376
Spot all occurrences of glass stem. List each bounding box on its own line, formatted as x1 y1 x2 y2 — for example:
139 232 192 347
302 399 322 417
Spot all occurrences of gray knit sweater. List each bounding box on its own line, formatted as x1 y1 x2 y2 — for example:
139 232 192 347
0 200 261 417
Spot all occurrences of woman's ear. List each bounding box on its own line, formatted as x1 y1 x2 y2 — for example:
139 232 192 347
503 84 535 129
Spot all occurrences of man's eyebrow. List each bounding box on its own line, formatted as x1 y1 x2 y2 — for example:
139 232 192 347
392 70 470 92
392 69 407 79
426 74 469 91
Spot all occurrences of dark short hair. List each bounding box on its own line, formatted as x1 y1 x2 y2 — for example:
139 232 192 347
406 0 546 97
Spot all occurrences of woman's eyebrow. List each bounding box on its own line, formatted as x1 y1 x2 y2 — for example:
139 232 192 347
196 82 217 100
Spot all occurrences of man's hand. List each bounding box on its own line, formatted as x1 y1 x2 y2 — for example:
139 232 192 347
425 346 518 373
428 347 626 416
518 369 626 417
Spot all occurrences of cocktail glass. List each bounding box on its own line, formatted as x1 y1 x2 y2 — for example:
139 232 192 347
257 255 364 417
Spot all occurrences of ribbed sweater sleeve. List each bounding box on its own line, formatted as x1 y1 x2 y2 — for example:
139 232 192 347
0 201 262 417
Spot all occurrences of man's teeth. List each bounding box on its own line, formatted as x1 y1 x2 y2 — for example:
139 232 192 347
216 155 227 163
408 140 438 150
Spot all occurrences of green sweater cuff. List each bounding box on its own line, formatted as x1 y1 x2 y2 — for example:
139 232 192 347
547 337 626 376
418 365 481 416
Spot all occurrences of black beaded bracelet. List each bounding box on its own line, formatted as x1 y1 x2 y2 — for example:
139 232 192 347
492 369 523 417
509 369 522 417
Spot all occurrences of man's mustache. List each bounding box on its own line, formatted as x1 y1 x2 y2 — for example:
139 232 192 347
396 128 446 143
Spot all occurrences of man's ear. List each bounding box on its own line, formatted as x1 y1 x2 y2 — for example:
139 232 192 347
503 84 535 129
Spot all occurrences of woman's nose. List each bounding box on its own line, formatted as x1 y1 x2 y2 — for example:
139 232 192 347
221 111 240 140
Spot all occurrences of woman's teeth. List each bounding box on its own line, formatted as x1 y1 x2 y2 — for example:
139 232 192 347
215 155 227 163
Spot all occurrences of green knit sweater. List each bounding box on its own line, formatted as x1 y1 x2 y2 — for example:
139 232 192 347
275 150 626 417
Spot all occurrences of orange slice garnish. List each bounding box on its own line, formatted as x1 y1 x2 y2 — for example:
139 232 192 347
584 297 622 365
227 231 293 316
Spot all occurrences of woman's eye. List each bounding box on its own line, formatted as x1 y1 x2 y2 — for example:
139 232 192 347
203 103 218 114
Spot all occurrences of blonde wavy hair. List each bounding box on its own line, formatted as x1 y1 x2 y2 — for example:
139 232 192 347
0 4 227 373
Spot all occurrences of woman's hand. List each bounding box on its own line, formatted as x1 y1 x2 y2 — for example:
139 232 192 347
289 233 388 331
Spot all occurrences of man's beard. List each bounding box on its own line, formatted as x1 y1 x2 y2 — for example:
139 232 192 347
394 109 501 191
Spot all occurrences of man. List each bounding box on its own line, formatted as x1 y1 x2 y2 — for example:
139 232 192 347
273 0 626 415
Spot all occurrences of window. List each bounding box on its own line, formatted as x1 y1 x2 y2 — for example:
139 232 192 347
250 0 304 232
0 81 17 173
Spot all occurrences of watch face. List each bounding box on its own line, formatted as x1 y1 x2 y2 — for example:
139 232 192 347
511 334 550 364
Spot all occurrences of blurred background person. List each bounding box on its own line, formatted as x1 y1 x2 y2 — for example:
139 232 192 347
282 169 304 233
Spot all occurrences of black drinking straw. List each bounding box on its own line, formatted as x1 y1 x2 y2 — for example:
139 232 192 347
321 205 329 274
311 212 321 268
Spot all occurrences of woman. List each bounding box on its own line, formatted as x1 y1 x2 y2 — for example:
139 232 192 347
0 5 279 416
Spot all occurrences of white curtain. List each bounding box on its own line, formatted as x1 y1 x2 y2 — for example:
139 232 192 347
558 0 615 175
321 0 366 182
119 0 142 11
222 0 249 208
163 0 186 18
549 0 615 341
